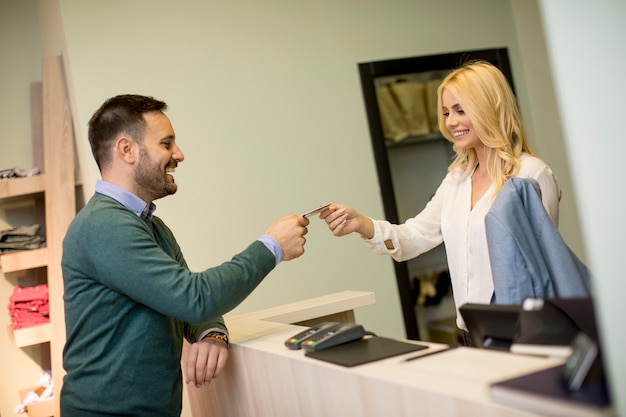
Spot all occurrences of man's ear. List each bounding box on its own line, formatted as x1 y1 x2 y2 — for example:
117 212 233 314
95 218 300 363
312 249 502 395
115 136 137 164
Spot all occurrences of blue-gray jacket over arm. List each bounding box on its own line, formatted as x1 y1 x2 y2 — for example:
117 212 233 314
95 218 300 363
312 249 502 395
485 177 592 304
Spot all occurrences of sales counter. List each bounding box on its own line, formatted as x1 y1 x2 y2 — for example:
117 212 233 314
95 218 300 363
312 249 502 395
182 291 566 417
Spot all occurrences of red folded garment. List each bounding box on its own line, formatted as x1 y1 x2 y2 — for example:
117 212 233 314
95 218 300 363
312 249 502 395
9 284 49 303
7 284 50 330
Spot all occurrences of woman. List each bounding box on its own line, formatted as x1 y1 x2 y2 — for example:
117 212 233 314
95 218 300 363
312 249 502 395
319 61 560 333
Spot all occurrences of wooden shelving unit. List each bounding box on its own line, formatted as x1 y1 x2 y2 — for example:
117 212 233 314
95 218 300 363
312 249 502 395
0 175 45 199
0 55 78 417
0 248 49 273
8 323 52 348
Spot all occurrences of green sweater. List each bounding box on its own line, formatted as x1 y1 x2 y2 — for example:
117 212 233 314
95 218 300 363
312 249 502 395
61 193 275 416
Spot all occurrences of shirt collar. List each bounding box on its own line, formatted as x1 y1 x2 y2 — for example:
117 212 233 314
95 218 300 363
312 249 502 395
95 180 157 219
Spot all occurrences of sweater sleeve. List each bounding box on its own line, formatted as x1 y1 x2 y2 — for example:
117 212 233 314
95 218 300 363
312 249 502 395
62 200 276 325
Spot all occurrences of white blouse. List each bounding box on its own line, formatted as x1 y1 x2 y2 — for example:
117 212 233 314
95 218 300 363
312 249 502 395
364 154 560 330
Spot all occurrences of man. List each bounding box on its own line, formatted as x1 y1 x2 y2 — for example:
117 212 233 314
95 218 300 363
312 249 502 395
61 94 309 416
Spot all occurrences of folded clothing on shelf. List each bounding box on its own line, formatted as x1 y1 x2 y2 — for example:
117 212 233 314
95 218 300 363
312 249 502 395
8 284 50 330
0 224 46 253
0 166 41 180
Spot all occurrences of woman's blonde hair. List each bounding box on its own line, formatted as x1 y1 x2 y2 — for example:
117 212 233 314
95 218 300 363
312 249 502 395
437 60 535 194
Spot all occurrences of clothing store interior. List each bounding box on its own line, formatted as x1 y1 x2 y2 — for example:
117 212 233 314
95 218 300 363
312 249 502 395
1 1 623 417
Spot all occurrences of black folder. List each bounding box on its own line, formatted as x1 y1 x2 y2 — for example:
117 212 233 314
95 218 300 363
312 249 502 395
490 365 612 417
305 336 428 367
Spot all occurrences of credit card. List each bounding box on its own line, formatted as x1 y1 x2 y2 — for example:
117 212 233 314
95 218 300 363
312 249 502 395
302 203 331 218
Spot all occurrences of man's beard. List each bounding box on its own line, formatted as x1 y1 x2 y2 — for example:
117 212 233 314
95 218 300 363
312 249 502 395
134 148 177 202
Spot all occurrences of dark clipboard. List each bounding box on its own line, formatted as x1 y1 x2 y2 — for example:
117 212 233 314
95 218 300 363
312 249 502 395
305 336 428 367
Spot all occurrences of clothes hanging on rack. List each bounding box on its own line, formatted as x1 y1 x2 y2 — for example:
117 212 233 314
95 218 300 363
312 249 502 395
412 269 451 307
388 81 430 137
376 84 410 142
376 80 431 142
424 78 444 132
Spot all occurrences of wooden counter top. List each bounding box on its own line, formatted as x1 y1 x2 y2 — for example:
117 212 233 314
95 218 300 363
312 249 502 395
182 291 565 417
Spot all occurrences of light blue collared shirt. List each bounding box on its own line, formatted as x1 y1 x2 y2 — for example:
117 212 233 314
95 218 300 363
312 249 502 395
94 180 283 264
95 180 156 219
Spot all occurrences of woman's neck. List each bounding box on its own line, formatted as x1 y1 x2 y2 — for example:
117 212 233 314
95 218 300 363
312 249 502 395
474 143 491 169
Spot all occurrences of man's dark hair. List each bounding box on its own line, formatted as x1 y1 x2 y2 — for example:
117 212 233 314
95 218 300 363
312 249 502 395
88 94 167 171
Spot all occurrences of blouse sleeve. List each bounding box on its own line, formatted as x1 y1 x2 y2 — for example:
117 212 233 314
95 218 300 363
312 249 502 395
520 155 561 226
534 168 560 226
363 173 450 262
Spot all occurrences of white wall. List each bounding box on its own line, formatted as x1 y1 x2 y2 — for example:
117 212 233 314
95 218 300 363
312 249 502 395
509 0 585 258
6 0 617 414
0 0 41 169
2 0 588 341
538 1 626 414
0 2 48 415
53 0 535 341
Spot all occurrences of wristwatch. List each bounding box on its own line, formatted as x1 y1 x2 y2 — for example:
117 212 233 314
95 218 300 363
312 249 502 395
204 332 229 346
